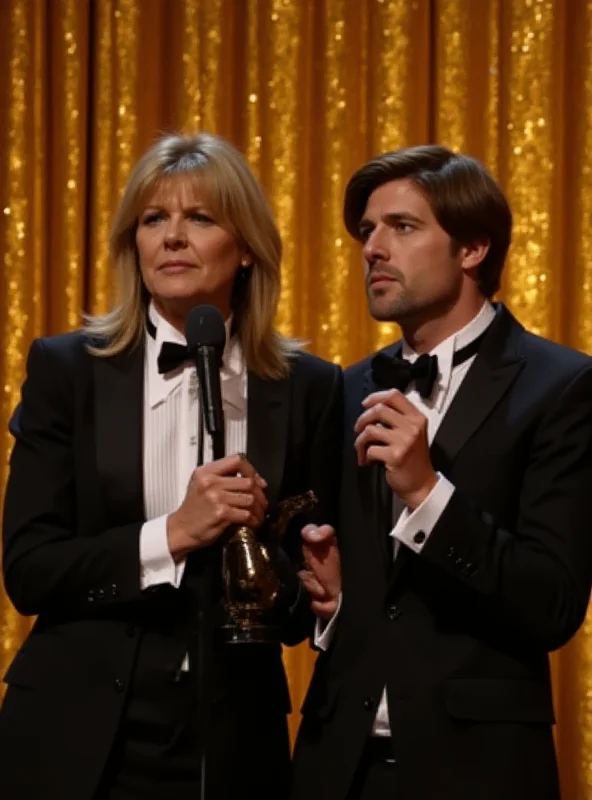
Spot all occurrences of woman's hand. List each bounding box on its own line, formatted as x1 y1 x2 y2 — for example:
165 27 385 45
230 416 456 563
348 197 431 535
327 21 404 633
166 453 267 561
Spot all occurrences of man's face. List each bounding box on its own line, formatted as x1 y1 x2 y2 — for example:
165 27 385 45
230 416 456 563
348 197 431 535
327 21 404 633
359 178 466 324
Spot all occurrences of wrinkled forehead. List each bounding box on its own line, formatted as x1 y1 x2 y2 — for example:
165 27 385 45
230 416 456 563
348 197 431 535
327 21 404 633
138 172 221 215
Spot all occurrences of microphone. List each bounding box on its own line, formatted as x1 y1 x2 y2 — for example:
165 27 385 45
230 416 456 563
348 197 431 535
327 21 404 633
185 304 227 460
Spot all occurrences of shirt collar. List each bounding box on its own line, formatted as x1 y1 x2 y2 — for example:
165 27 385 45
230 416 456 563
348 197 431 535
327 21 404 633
401 301 496 410
146 302 244 409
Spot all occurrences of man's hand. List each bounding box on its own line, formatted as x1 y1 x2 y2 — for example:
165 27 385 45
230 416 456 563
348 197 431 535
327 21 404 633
354 388 438 509
167 454 267 561
298 524 341 620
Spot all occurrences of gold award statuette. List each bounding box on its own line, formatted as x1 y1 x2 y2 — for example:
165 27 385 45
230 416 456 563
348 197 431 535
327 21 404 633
221 490 318 644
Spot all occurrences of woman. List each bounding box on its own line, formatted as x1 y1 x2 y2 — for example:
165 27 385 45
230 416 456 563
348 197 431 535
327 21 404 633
0 132 342 800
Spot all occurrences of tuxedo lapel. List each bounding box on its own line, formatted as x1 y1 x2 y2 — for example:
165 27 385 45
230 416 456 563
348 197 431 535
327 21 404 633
93 343 145 529
430 305 526 474
247 371 290 509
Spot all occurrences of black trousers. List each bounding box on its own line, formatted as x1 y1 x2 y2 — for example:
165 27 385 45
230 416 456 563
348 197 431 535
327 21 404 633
345 739 397 800
94 671 201 800
94 669 291 800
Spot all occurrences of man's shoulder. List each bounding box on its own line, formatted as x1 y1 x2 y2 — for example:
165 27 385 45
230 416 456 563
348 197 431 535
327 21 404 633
521 328 592 378
344 341 400 387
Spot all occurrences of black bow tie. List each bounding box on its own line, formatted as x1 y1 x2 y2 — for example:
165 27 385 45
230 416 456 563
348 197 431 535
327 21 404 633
372 352 438 398
157 341 193 374
371 330 487 399
145 314 196 375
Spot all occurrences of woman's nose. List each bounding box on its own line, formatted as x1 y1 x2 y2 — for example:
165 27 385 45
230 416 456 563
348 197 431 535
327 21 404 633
164 221 187 248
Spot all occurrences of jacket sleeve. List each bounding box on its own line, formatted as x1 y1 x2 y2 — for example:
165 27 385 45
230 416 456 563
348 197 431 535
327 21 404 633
418 363 592 651
2 338 148 617
278 361 344 646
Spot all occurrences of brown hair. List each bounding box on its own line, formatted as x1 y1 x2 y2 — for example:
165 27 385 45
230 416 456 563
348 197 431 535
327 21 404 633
344 145 512 298
85 132 302 378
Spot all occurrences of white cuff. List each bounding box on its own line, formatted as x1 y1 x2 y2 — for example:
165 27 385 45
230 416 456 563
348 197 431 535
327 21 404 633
140 516 186 589
313 592 342 651
391 474 455 553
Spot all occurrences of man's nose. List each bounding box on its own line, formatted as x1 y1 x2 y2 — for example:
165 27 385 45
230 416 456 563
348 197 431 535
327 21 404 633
363 229 388 263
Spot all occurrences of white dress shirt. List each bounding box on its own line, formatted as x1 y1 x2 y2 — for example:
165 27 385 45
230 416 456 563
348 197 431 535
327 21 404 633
139 302 248 590
316 301 497 736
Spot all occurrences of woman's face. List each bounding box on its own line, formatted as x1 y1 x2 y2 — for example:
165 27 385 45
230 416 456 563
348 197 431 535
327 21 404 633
136 176 251 324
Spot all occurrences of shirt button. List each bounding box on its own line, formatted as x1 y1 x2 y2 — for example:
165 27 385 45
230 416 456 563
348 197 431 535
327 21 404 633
114 678 125 693
387 605 401 621
190 435 197 446
413 530 426 545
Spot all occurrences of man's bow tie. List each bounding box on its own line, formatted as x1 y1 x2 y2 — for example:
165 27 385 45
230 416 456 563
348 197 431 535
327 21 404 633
371 329 488 400
372 352 438 398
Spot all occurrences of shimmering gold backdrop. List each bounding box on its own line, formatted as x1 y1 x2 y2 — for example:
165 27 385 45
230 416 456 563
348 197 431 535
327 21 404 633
1 0 591 794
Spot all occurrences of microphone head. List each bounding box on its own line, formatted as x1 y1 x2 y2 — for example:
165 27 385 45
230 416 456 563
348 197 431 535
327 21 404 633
185 305 226 354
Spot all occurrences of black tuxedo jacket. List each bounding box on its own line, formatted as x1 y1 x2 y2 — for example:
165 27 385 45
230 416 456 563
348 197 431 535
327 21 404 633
0 330 342 800
293 305 592 800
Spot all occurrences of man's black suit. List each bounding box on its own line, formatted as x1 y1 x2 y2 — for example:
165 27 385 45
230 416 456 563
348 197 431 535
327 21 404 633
293 304 592 800
0 331 342 800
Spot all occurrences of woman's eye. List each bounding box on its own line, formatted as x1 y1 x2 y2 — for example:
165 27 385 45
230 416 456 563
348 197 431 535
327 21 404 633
189 211 214 224
141 212 164 225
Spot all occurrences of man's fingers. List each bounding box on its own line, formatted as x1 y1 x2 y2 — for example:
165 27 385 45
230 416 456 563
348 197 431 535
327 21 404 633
362 389 418 414
297 569 328 599
301 524 336 544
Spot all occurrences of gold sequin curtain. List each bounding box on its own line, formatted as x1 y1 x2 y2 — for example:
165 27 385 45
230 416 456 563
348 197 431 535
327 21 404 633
1 0 591 792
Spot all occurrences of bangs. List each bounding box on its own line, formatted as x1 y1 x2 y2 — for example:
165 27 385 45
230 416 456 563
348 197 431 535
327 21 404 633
136 169 227 226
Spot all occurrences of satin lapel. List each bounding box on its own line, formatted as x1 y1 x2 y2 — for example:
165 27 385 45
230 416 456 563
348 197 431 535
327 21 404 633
429 304 526 475
246 371 290 509
93 343 145 529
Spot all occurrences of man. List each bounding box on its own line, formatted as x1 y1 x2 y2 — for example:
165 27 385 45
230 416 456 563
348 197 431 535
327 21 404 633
293 145 592 800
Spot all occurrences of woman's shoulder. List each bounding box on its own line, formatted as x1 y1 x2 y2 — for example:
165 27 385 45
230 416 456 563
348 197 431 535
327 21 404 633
31 329 95 363
288 349 341 381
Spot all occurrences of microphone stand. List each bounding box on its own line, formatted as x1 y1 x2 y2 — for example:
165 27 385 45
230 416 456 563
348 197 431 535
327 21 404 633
196 425 225 800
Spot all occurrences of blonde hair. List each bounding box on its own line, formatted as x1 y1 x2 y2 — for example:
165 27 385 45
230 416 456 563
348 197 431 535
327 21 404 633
85 132 301 378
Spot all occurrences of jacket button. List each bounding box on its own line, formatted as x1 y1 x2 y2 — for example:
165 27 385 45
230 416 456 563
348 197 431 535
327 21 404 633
387 605 401 621
126 625 138 638
97 588 105 600
455 557 464 568
447 546 456 559
363 697 374 711
413 530 426 545
111 584 119 597
87 589 96 604
114 678 125 693
463 563 477 577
